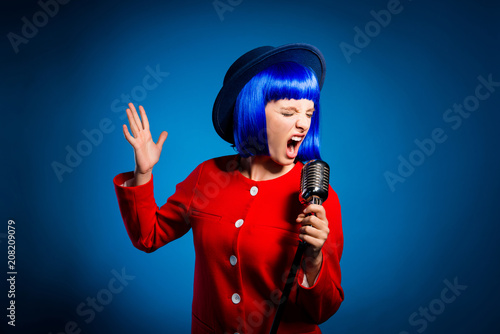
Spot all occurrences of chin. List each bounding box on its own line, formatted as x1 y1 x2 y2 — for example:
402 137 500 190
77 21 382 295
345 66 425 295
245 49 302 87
271 155 295 166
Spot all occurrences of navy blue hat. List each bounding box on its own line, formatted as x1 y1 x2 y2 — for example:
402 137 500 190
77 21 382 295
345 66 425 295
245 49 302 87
212 43 326 144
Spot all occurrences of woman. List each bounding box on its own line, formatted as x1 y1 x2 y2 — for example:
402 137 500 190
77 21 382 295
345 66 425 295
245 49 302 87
113 43 344 333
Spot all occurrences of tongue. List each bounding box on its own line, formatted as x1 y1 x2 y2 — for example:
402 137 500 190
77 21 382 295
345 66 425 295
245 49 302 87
286 141 297 159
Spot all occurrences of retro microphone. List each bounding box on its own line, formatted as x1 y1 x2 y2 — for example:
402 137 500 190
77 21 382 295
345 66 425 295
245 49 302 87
299 159 330 206
270 160 330 334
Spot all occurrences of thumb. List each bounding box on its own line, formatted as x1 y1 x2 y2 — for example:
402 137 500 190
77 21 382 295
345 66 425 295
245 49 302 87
156 131 168 151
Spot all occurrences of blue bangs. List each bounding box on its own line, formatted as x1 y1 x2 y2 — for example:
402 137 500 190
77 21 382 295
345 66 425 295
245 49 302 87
233 61 321 161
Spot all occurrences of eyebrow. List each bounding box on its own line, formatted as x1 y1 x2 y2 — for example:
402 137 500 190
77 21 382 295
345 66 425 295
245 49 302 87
279 106 315 112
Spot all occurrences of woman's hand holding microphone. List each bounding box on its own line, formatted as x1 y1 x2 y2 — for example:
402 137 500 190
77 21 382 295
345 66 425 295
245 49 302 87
296 204 330 286
122 103 168 186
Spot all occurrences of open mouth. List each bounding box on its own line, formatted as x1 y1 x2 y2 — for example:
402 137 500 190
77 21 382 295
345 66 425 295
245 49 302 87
286 135 303 159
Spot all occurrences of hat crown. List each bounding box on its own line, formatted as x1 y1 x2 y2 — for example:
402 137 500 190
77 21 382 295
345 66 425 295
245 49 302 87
223 46 275 85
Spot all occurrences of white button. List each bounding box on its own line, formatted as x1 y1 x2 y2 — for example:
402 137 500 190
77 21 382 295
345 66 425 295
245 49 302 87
230 255 237 266
250 186 258 196
232 293 241 304
235 219 244 228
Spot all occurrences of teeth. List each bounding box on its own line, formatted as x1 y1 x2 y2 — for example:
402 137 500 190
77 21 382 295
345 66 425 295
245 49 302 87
291 136 302 142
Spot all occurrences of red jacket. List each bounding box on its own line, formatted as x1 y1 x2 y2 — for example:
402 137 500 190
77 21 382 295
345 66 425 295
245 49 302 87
113 155 344 333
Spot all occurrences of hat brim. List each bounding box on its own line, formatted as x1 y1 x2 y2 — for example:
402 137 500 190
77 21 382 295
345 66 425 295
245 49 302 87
212 43 326 144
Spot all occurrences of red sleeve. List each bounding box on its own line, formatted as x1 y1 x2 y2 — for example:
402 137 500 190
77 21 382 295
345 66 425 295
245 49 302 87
112 162 204 253
295 186 344 323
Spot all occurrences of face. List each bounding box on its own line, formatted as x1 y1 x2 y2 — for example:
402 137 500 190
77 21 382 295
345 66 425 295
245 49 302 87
265 98 315 165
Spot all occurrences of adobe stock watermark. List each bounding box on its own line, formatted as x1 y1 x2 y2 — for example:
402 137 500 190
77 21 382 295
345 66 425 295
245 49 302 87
399 277 467 334
7 0 72 54
213 0 243 21
51 64 169 183
339 0 414 64
384 73 499 192
48 267 135 334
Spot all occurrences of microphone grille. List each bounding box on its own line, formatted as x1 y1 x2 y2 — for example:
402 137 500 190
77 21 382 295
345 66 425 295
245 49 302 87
300 160 330 204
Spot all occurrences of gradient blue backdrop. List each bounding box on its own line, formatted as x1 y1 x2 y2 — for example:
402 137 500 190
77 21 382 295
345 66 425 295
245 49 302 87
2 0 499 333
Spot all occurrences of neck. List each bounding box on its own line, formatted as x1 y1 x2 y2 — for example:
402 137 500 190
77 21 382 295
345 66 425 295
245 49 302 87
238 155 295 181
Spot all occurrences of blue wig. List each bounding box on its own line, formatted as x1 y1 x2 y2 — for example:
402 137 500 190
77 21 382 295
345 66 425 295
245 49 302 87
233 61 321 161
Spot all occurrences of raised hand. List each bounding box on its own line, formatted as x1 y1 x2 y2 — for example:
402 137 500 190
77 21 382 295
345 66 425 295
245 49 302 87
123 103 168 182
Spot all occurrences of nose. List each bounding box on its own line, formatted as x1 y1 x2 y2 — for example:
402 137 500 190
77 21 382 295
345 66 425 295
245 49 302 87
295 114 310 132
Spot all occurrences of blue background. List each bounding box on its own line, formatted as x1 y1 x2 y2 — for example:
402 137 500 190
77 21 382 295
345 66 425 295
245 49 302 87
2 0 499 333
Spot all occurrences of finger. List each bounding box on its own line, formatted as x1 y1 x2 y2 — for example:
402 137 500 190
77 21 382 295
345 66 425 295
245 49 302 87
300 228 327 247
300 225 328 240
126 108 139 137
156 131 168 151
299 214 310 226
298 233 322 249
295 213 306 223
303 204 325 216
300 215 323 229
301 217 330 237
129 103 143 131
122 124 136 145
303 204 327 221
139 105 149 131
